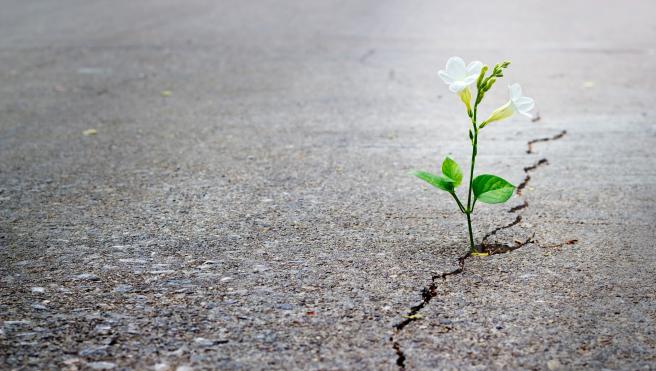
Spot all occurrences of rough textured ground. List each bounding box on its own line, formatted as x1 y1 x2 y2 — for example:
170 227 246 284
1 0 655 370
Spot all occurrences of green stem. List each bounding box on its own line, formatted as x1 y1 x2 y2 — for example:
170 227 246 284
465 211 475 252
450 192 466 213
465 108 479 253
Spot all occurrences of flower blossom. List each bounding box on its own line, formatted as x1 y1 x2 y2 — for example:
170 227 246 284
438 57 484 93
438 57 483 113
480 83 534 128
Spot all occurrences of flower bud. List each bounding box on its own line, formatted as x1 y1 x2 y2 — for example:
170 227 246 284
458 87 472 113
476 66 488 88
480 100 514 128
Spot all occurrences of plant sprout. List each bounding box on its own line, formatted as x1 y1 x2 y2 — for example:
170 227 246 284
413 57 535 255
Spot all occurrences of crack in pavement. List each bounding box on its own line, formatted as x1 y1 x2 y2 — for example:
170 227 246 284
536 239 579 250
516 158 549 195
527 130 567 154
508 200 529 213
390 130 567 369
359 48 376 63
481 215 523 245
390 253 468 369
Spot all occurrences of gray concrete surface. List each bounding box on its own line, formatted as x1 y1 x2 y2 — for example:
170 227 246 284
1 0 655 369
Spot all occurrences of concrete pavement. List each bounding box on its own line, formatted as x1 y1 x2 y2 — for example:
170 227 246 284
1 0 655 369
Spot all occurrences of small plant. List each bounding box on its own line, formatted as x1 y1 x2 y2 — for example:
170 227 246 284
413 57 535 255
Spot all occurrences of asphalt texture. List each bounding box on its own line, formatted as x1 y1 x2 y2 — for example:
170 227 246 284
1 1 655 370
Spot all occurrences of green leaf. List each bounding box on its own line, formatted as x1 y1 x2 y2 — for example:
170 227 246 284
472 174 515 204
412 171 454 192
441 157 463 187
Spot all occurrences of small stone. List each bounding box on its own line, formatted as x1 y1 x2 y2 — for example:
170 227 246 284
87 361 116 370
175 366 193 371
166 347 186 357
163 279 192 286
126 323 140 334
277 303 293 310
193 337 228 347
113 284 133 293
153 363 170 371
31 287 46 293
547 359 563 370
94 324 112 335
63 358 82 366
118 258 147 264
16 332 37 340
79 345 108 356
74 273 100 281
220 277 233 282
190 354 208 362
31 303 47 310
149 270 175 274
194 337 214 347
198 261 219 269
253 264 269 273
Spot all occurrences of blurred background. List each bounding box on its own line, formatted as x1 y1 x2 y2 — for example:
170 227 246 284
1 1 655 369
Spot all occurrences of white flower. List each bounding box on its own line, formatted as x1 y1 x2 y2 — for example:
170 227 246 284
480 83 535 128
438 57 484 93
508 83 535 118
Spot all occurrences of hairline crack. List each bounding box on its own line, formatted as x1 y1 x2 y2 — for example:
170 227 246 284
389 129 567 369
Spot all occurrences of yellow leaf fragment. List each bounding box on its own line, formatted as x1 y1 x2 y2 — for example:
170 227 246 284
470 251 489 257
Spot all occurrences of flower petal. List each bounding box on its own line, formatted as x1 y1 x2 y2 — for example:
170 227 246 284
445 57 466 79
514 97 535 111
466 61 483 76
508 83 522 100
481 100 514 127
449 81 469 93
515 98 535 116
438 70 454 84
463 75 478 85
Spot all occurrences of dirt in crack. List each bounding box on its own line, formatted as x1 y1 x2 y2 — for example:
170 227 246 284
516 158 549 195
508 200 529 213
481 215 522 244
480 234 534 255
392 341 406 368
390 130 567 369
527 130 566 154
389 253 468 369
